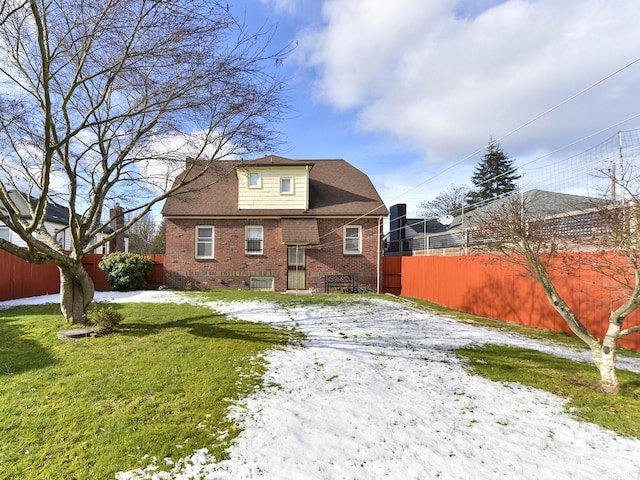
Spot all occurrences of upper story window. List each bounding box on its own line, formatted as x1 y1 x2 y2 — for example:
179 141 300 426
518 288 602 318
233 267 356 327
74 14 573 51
195 225 214 259
245 225 263 254
280 177 293 194
248 172 261 188
343 225 362 254
237 165 310 211
0 226 9 241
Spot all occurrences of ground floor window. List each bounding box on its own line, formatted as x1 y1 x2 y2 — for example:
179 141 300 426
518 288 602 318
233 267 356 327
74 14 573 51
195 225 214 259
245 226 263 254
250 277 274 291
344 225 362 254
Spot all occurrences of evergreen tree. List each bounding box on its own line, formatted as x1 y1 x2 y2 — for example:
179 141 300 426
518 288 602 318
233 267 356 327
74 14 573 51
467 139 520 208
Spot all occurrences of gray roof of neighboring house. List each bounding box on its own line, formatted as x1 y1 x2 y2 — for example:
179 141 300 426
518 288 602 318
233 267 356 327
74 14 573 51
162 155 389 217
405 218 449 237
1 191 120 232
0 190 70 225
447 189 604 231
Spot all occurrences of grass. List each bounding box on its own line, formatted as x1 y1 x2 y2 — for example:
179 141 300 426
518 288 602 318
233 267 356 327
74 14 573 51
455 344 640 438
402 295 640 357
0 300 295 480
387 296 640 438
3 290 640 478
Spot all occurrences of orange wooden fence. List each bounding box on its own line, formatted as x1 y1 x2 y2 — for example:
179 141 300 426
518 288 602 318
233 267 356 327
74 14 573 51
0 250 165 302
383 253 640 352
4 248 639 351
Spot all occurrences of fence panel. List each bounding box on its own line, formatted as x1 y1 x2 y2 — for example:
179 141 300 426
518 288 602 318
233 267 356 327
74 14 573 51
382 256 402 296
0 250 60 301
0 251 165 302
383 253 640 352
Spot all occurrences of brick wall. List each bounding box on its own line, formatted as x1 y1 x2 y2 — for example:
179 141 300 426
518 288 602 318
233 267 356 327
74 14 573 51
165 217 383 292
305 218 381 291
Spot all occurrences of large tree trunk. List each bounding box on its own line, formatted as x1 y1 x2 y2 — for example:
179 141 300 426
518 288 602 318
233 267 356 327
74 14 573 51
590 323 621 395
518 244 626 395
59 262 95 325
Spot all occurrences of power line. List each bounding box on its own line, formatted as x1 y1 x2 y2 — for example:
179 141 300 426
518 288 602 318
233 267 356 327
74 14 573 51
380 54 640 207
298 54 640 252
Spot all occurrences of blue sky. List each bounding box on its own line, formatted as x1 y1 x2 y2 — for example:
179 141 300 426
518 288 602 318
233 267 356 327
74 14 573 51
234 0 640 215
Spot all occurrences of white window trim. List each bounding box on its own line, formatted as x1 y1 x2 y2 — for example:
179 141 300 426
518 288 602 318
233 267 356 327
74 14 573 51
195 225 215 259
245 225 263 255
280 176 294 195
248 172 262 188
343 225 362 255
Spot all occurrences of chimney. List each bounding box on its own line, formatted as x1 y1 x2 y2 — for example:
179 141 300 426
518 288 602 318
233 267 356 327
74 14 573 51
388 204 407 254
109 204 126 252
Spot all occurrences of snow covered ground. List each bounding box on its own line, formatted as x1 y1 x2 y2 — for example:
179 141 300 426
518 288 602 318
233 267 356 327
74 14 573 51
3 291 640 479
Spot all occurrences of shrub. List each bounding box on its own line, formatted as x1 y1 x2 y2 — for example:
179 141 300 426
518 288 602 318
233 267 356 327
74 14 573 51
88 304 124 334
99 252 154 291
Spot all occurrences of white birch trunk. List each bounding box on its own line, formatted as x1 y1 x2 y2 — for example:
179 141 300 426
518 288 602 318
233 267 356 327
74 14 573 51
591 323 621 395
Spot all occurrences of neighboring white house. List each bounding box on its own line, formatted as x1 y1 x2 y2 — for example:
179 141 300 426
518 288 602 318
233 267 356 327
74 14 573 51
0 191 128 253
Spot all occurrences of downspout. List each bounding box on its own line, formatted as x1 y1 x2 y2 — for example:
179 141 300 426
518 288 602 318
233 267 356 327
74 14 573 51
377 216 382 294
305 165 312 210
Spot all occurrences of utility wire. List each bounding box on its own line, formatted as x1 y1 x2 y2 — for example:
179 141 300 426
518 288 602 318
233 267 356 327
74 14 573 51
309 54 640 249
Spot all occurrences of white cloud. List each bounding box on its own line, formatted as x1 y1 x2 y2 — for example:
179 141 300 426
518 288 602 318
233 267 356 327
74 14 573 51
135 131 236 193
299 0 640 165
258 0 298 16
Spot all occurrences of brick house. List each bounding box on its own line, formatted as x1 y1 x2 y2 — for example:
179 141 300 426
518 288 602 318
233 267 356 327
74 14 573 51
161 155 388 292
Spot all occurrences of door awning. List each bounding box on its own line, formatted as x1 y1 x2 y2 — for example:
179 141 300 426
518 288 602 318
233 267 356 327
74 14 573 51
281 218 320 245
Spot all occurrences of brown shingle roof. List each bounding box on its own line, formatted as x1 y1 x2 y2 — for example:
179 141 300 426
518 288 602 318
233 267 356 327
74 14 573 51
281 218 320 244
161 156 389 217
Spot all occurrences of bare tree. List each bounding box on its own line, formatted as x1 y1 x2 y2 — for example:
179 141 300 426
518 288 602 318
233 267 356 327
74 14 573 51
0 0 288 324
470 179 640 394
150 218 165 254
417 184 467 218
127 214 157 254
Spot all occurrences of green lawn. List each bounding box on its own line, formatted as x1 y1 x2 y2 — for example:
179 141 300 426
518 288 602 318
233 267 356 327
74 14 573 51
2 292 640 479
388 296 640 438
455 344 640 438
0 300 294 479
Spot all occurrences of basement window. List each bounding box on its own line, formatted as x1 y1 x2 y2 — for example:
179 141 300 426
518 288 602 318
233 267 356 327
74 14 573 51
250 277 274 291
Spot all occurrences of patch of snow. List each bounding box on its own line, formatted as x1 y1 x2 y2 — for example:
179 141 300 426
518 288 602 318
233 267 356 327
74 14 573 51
4 292 640 479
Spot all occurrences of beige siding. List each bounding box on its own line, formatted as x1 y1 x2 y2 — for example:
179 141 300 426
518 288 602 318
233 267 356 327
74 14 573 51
0 220 122 253
0 220 69 250
237 166 309 210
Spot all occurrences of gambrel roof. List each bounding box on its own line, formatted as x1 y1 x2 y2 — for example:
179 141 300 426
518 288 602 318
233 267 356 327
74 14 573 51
161 155 389 217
